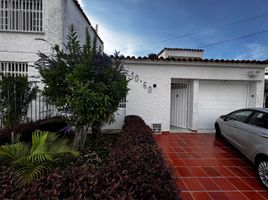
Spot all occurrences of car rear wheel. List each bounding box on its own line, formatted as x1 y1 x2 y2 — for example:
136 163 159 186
258 160 268 189
215 123 222 138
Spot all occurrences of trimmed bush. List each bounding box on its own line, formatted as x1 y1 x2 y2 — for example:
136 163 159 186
12 121 39 143
0 127 13 145
0 117 72 144
36 117 68 133
90 115 181 199
0 165 96 200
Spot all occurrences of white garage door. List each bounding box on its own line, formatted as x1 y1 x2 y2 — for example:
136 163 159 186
198 81 249 130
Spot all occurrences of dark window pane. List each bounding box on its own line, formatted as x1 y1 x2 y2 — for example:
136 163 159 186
252 112 268 129
230 110 253 123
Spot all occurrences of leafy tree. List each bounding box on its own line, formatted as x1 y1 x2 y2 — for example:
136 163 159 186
0 75 37 127
0 130 79 187
35 25 128 149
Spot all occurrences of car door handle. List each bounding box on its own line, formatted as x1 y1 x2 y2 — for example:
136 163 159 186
259 134 268 139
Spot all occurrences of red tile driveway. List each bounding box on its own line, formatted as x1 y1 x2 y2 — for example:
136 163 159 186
155 133 268 200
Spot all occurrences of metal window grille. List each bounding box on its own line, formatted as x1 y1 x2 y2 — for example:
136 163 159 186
0 0 43 32
171 83 188 89
0 61 28 76
119 98 126 108
0 93 59 128
171 79 189 89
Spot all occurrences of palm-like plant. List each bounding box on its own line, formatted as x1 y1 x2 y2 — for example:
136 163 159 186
0 130 79 187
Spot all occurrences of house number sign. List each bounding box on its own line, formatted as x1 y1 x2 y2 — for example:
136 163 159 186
135 75 139 82
131 72 156 94
148 86 152 93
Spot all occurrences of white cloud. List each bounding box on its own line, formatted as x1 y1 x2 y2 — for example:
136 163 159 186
234 43 268 60
85 12 144 56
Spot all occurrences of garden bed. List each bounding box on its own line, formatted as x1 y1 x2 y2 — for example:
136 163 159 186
0 116 180 200
90 115 181 199
0 117 72 145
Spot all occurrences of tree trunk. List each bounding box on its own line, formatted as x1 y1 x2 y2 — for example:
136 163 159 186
81 125 89 149
73 128 82 150
92 122 101 138
73 126 89 150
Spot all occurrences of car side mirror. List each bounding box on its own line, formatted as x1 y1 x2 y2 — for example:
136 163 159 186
220 115 229 121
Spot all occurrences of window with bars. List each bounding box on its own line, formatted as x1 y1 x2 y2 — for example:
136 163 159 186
0 61 28 76
119 98 126 108
0 0 43 32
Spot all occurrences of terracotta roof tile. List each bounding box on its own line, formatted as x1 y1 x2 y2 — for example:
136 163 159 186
115 56 268 65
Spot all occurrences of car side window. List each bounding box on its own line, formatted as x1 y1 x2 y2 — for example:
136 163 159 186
251 112 268 129
229 110 253 123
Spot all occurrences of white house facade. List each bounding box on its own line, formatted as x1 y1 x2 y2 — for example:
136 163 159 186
122 48 267 133
0 0 104 124
0 1 266 133
0 0 103 82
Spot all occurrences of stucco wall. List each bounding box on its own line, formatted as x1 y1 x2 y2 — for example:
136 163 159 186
0 0 110 128
63 0 103 51
0 0 64 81
159 49 204 59
125 61 266 132
102 108 126 130
0 0 104 81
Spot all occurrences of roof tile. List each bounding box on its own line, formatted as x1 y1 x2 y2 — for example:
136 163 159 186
114 55 268 65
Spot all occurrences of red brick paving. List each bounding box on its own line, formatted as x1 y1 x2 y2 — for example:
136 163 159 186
155 133 268 200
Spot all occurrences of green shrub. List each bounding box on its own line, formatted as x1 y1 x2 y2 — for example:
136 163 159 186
36 25 128 149
0 130 79 187
0 76 37 128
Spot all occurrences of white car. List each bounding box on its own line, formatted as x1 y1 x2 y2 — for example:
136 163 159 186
215 108 268 189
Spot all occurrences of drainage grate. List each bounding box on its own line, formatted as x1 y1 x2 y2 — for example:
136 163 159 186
152 123 161 133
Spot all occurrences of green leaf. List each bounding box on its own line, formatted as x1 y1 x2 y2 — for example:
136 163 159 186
0 130 79 187
36 24 128 148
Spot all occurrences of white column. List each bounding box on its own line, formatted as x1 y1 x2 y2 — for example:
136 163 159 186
256 80 265 107
190 80 199 131
248 82 255 107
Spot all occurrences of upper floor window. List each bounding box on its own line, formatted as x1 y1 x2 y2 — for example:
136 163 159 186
0 0 43 32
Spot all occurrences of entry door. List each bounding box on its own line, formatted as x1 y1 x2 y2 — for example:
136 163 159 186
170 81 189 128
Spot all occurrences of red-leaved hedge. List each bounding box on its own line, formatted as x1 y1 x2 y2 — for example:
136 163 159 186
0 165 97 200
90 115 181 199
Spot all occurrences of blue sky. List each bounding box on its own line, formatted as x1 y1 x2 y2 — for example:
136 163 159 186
79 0 268 60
